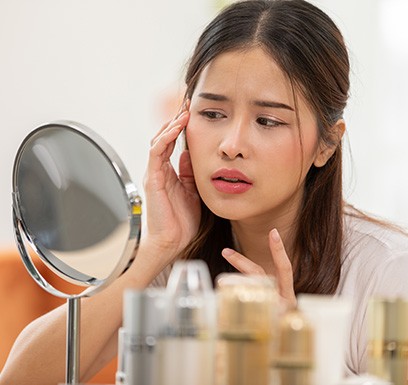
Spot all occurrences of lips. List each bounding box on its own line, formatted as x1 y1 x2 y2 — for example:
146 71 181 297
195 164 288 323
211 168 253 194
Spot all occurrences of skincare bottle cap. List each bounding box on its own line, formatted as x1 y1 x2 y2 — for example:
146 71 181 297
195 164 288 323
123 288 168 336
216 273 278 338
275 308 314 367
165 260 216 337
368 297 408 341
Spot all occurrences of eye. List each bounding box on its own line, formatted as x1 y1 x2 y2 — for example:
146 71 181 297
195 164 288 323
256 116 286 128
198 110 226 120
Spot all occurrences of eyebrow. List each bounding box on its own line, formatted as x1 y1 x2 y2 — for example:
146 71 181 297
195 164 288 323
253 100 294 111
197 92 294 111
198 92 228 101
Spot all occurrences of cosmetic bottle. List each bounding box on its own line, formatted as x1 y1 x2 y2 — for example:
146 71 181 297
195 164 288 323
298 294 352 385
117 288 168 385
271 307 314 385
367 297 408 385
157 260 216 385
216 274 279 385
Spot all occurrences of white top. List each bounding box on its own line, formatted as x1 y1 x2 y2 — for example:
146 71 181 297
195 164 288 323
337 212 408 374
151 211 408 375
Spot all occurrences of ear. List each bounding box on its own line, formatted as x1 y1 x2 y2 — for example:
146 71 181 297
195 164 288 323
314 119 346 168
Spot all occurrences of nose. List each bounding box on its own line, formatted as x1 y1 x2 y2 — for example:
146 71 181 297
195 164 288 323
218 119 250 160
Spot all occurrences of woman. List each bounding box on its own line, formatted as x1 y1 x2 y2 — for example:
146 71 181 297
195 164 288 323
1 0 408 383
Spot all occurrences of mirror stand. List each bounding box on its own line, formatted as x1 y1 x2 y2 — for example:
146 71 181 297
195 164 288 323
14 214 83 384
66 297 81 384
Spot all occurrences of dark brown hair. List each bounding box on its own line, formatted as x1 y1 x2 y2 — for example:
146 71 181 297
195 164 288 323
182 0 350 294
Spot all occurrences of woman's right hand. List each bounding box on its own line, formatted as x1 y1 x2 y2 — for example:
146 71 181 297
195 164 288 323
141 109 201 265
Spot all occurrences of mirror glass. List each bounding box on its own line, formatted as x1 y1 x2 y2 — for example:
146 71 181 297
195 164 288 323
12 121 141 297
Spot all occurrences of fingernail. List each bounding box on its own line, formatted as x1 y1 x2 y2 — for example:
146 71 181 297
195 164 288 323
271 228 280 242
222 248 235 257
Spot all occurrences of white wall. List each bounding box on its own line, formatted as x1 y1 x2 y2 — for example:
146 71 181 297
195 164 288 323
0 0 215 247
314 0 408 226
1 0 407 247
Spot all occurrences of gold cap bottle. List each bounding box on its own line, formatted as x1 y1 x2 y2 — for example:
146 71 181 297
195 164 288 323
216 274 279 385
271 308 314 385
367 297 408 385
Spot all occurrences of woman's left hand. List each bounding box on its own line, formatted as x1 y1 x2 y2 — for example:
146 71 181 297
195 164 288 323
221 228 296 309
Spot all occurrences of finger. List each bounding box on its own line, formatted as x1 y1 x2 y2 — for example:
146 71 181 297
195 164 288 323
149 101 189 146
148 124 184 170
150 120 171 146
221 248 266 275
269 229 296 304
150 111 188 147
150 111 189 147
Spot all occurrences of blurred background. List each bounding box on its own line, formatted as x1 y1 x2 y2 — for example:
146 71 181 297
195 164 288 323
0 0 407 247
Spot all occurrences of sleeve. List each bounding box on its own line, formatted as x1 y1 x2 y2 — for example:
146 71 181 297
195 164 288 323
373 252 408 298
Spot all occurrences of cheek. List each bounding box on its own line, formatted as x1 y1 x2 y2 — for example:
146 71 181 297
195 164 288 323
185 114 215 150
258 133 308 187
277 129 319 171
185 121 198 152
269 132 303 165
185 120 207 169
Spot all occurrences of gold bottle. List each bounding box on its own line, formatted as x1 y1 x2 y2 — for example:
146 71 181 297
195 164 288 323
216 274 279 385
271 308 314 385
367 297 408 385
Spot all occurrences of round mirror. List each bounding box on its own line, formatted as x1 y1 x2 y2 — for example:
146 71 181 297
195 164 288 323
12 120 142 298
12 120 142 384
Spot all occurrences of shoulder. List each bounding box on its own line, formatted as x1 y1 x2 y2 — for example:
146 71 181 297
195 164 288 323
340 210 408 298
339 210 408 373
343 210 408 261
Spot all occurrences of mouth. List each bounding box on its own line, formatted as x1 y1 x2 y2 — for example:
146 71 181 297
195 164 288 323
211 169 253 184
211 169 253 194
214 176 250 184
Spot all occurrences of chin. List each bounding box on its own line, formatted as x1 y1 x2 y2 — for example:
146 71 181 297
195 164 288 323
204 201 249 221
198 188 256 221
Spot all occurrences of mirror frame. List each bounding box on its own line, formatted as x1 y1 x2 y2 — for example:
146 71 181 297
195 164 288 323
12 120 142 299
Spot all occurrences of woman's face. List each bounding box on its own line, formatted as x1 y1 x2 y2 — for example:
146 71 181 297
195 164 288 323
186 47 322 225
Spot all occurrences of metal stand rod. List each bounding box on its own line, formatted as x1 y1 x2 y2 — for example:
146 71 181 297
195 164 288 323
66 297 81 384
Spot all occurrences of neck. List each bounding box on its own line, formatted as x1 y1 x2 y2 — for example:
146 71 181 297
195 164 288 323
230 208 298 275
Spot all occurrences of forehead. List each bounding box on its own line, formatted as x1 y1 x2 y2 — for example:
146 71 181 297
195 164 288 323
191 47 317 127
192 47 294 102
